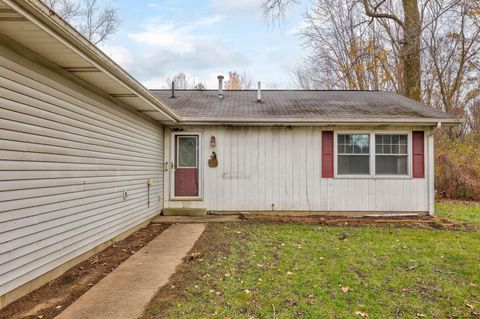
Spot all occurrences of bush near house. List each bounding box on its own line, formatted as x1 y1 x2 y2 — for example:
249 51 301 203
436 133 480 201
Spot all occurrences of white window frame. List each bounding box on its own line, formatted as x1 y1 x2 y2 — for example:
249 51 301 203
334 130 412 179
170 131 203 200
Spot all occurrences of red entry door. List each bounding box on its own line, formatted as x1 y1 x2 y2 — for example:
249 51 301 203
174 135 199 197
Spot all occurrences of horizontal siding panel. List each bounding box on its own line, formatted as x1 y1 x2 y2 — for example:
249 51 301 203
0 207 159 294
0 139 162 165
0 169 161 181
0 72 161 141
0 56 158 134
0 150 160 167
1 191 158 255
1 195 160 274
0 118 159 157
0 180 159 213
0 184 160 224
0 49 164 297
0 105 161 155
0 178 160 202
0 129 161 162
0 86 161 150
0 81 161 148
0 175 158 192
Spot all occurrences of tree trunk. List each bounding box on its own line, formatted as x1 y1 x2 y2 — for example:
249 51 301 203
401 0 421 101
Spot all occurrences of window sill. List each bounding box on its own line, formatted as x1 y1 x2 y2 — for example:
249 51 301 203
334 175 412 180
169 197 204 201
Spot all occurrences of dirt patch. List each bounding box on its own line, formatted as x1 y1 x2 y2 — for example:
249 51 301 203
141 224 230 319
0 222 171 319
244 215 476 231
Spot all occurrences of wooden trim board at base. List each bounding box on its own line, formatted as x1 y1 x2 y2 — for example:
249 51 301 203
209 211 428 217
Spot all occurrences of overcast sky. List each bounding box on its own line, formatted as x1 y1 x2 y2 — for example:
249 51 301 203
99 0 308 89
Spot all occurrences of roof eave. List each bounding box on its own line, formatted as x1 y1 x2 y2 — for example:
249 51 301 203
167 117 463 126
4 0 181 123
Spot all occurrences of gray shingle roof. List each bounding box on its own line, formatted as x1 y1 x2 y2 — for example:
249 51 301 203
150 90 460 123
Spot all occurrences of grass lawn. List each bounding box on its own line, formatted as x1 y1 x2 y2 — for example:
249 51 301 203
436 202 480 225
144 203 480 319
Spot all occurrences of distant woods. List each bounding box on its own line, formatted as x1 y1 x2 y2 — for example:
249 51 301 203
264 0 480 200
264 0 480 135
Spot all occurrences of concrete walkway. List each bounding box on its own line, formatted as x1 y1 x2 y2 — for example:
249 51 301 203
55 223 205 319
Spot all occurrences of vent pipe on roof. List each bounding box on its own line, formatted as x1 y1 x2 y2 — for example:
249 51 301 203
257 81 262 103
217 75 224 99
171 81 175 99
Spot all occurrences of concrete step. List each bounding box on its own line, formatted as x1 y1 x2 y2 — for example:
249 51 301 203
162 207 207 216
152 215 242 223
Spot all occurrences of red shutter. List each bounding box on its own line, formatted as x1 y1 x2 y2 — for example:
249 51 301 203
412 131 425 178
322 131 334 178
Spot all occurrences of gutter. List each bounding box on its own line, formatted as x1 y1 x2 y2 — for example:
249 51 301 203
171 117 463 126
5 0 181 123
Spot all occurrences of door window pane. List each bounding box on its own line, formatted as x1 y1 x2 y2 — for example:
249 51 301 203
177 136 197 167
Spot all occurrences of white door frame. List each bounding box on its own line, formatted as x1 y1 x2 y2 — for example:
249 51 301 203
170 131 203 200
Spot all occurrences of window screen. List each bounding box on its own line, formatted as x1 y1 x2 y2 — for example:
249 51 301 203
177 136 198 168
375 134 408 175
337 134 370 175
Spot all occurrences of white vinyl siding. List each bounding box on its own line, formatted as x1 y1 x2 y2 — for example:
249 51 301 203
0 47 163 296
164 126 430 213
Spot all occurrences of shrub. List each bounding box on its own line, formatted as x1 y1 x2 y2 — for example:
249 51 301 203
435 132 480 200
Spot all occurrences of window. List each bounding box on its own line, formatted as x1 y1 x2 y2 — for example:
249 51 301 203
375 134 408 175
337 134 370 175
177 136 198 168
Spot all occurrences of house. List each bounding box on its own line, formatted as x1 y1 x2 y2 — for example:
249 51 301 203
0 0 460 310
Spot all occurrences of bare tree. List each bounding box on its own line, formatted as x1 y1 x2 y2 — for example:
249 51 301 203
262 0 299 23
166 73 196 89
292 0 401 91
264 0 424 100
224 71 254 90
42 0 120 45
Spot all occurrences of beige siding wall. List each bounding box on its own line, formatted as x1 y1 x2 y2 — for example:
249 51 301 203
164 126 430 212
0 46 163 297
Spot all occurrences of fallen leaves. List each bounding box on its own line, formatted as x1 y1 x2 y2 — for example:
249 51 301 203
188 252 202 261
355 310 368 317
340 286 351 293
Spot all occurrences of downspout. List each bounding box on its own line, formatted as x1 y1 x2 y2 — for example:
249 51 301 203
430 122 442 136
428 122 441 216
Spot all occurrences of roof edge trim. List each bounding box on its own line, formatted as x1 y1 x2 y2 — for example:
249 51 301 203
4 0 181 122
175 117 463 125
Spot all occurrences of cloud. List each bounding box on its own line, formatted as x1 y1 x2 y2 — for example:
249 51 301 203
286 20 308 36
129 15 225 53
123 15 249 86
210 0 263 13
99 44 134 68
